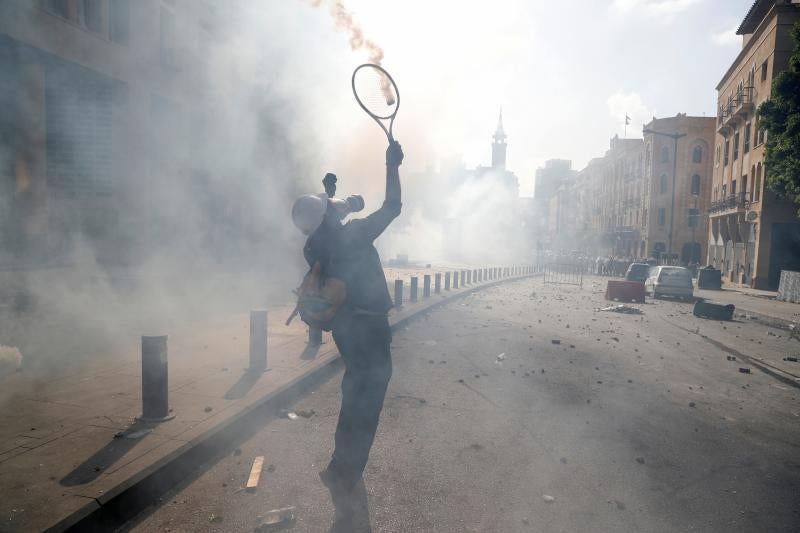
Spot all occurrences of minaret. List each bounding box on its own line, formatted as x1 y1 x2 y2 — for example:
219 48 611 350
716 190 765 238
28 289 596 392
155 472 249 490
491 108 507 170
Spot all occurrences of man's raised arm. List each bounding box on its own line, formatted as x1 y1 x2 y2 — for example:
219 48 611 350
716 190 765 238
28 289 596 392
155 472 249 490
353 141 404 242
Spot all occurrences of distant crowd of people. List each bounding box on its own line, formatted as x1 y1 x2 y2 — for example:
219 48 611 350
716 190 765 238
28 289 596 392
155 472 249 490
539 251 703 278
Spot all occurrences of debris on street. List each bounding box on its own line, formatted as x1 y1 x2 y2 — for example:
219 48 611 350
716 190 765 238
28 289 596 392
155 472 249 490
255 506 296 531
113 428 152 440
542 494 556 503
297 409 315 418
246 456 265 492
739 368 751 374
784 357 798 363
280 409 299 420
551 339 561 345
598 304 643 315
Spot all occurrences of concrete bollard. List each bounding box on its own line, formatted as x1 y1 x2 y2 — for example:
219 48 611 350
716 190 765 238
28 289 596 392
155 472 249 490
423 275 431 298
435 273 442 293
140 335 173 422
249 310 268 372
467 270 472 285
394 279 404 308
411 277 418 302
475 269 480 282
461 270 466 286
478 269 482 282
445 272 451 290
453 271 459 289
484 268 488 280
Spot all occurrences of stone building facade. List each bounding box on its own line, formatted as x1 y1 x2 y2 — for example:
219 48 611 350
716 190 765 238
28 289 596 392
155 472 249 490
0 0 222 268
709 0 800 289
643 115 716 264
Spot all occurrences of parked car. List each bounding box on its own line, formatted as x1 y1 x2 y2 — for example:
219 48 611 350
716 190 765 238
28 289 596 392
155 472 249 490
645 266 694 300
625 263 651 283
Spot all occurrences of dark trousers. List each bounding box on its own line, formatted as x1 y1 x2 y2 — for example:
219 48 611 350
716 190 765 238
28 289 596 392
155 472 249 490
329 313 392 480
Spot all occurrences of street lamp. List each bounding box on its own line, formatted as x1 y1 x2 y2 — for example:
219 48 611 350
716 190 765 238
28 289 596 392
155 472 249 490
643 127 686 263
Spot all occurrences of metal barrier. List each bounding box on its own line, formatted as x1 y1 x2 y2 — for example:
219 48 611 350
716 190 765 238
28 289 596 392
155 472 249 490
543 263 584 288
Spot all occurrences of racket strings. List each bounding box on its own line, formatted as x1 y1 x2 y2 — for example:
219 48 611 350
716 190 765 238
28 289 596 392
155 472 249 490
353 66 398 120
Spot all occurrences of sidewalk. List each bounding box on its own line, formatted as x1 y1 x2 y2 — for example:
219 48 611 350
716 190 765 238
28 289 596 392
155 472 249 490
0 265 531 532
695 286 800 325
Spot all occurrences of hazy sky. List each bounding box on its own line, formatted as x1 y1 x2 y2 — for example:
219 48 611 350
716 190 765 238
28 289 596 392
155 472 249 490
279 0 754 196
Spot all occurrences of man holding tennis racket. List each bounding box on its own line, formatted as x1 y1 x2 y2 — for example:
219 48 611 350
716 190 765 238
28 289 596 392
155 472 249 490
317 140 403 494
292 63 404 494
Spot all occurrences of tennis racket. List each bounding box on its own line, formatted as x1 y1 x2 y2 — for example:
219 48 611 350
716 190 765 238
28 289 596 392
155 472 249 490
351 63 400 143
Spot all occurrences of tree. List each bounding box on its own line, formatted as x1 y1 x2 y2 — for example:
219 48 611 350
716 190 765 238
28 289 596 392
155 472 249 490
757 22 800 215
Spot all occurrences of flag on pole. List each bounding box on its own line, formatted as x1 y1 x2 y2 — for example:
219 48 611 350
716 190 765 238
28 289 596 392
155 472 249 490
625 114 631 125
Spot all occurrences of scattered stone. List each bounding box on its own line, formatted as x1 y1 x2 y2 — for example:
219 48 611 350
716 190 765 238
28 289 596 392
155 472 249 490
739 368 751 374
726 356 737 361
560 457 568 464
204 406 213 413
551 339 561 345
689 402 696 408
234 448 242 456
635 457 645 464
784 357 798 363
297 409 315 418
542 494 556 503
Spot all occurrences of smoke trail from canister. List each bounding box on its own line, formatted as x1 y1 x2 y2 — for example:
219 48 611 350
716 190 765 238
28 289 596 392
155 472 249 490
307 0 395 105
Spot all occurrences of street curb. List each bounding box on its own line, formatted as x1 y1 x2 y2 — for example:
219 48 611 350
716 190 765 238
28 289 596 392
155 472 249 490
48 272 540 532
732 307 798 331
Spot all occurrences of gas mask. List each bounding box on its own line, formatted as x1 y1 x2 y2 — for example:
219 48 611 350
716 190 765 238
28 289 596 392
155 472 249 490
328 195 365 221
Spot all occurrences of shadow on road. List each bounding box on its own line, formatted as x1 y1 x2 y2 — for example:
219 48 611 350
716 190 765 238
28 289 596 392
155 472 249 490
224 369 264 400
60 423 147 486
328 479 372 533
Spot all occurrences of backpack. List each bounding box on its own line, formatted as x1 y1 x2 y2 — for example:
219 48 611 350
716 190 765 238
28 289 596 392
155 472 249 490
286 261 346 332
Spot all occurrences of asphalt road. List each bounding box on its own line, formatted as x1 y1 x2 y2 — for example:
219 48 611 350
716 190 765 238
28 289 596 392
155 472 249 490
128 276 800 533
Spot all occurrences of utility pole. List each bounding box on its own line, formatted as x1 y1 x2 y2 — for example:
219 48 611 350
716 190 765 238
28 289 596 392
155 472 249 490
643 128 686 263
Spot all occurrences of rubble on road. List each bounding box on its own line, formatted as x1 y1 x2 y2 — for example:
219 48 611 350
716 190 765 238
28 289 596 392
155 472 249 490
542 494 556 503
598 304 643 315
739 368 751 374
280 409 299 420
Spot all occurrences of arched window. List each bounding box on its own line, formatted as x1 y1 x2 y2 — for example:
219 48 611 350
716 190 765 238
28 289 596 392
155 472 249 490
660 174 668 194
661 146 670 163
692 146 703 163
691 174 701 196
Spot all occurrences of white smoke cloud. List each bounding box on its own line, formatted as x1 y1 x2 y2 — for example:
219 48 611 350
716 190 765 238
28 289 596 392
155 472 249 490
711 25 740 47
611 0 703 15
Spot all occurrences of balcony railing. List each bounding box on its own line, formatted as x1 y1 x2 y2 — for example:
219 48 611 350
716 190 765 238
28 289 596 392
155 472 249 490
709 192 750 214
717 86 754 132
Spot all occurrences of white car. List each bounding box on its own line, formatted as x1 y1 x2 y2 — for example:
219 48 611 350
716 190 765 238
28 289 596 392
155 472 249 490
645 266 694 300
